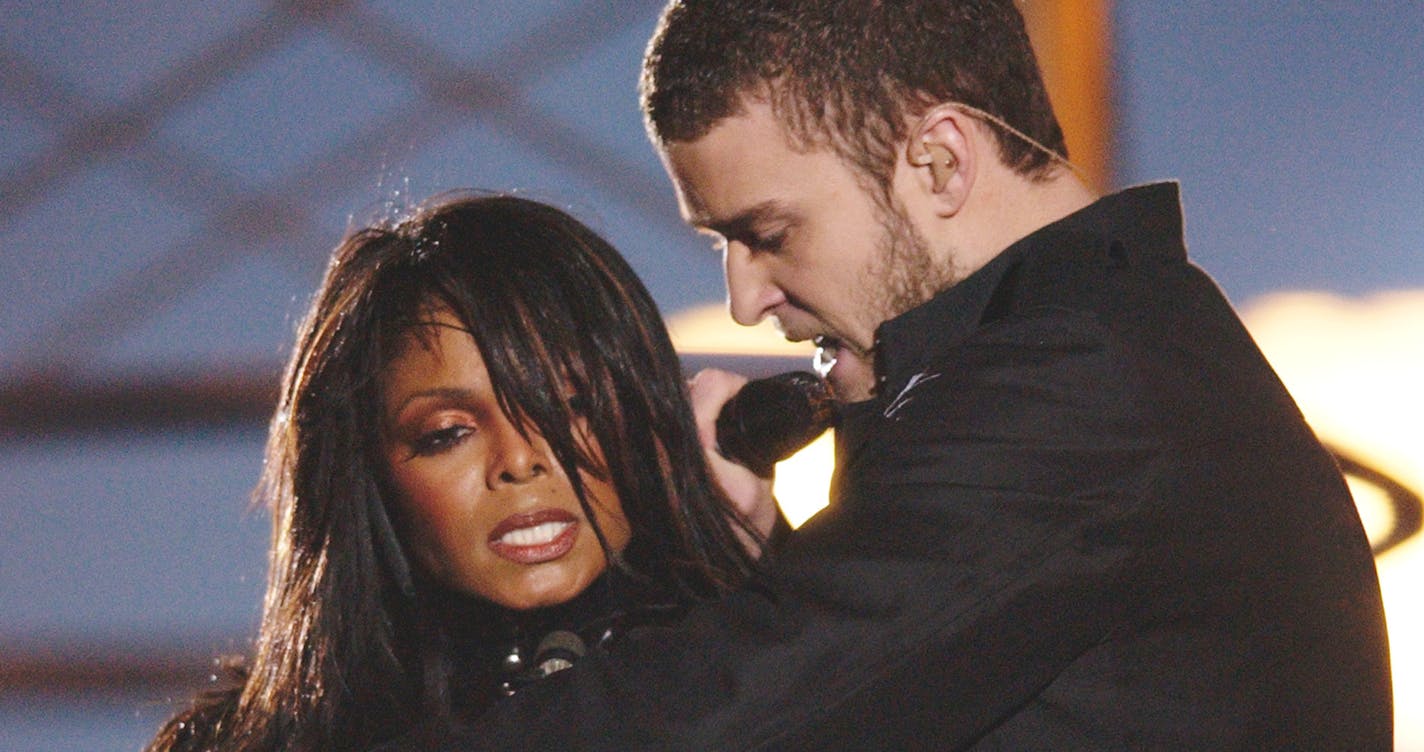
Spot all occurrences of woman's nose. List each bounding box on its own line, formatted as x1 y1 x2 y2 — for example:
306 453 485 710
487 417 550 487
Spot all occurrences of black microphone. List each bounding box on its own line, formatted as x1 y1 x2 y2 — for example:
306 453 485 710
715 371 838 477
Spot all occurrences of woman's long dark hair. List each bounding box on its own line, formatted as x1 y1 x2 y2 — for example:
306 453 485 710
147 194 758 750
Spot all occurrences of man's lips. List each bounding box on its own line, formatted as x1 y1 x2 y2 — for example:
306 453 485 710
813 336 841 379
487 509 579 564
814 335 875 402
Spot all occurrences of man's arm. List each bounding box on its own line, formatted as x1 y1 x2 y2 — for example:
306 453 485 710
451 311 1156 749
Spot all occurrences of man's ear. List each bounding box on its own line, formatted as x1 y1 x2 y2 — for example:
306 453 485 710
905 104 975 216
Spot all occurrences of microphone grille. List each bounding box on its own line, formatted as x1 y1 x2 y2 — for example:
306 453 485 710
531 630 587 678
715 371 836 476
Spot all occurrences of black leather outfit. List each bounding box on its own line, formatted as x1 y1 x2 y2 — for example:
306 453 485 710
432 562 687 721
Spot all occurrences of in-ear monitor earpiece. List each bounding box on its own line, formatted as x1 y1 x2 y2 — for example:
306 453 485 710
914 143 958 192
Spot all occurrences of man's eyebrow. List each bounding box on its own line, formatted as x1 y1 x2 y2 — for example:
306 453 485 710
691 200 794 236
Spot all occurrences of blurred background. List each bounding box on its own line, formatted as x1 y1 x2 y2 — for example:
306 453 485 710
1 1 1420 748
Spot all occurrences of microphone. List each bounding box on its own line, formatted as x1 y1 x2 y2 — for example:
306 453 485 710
714 371 838 477
500 629 589 696
529 630 587 679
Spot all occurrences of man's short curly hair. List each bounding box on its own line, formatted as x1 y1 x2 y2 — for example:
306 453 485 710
640 0 1066 195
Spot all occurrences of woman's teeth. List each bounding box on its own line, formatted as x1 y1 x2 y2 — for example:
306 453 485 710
499 520 572 547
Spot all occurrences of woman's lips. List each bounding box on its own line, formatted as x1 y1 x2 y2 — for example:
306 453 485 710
487 509 579 565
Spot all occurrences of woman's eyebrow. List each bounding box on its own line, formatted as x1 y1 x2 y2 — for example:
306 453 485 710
390 386 477 420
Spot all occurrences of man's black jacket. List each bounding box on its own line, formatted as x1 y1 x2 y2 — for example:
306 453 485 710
451 183 1392 750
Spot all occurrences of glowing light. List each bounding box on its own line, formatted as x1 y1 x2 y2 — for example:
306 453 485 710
769 431 835 528
1346 476 1400 550
1241 290 1424 745
667 304 815 357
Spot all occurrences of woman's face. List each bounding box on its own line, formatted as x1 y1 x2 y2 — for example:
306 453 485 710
380 309 631 610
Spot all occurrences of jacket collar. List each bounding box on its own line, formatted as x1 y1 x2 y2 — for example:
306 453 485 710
871 181 1185 401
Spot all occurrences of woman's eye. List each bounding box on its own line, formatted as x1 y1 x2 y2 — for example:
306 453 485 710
409 425 474 457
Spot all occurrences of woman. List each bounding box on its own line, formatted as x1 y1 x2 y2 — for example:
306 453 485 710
147 194 765 750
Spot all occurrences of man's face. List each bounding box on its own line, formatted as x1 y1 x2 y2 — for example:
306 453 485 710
664 99 943 401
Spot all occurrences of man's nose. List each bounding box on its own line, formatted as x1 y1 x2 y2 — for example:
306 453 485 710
724 242 786 327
